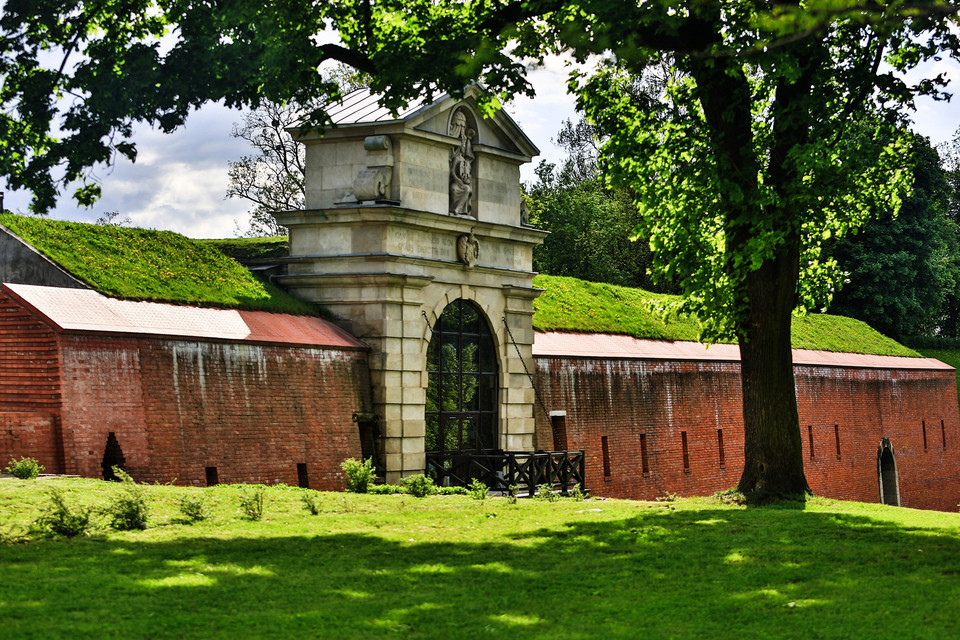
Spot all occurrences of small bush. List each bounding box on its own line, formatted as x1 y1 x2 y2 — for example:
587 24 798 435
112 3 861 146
35 487 92 537
300 491 321 515
341 457 376 493
468 478 488 501
507 484 521 504
177 494 210 523
570 483 587 502
436 486 468 496
401 474 437 498
238 486 265 520
105 467 149 530
5 456 44 479
369 484 404 495
714 488 747 506
537 483 559 502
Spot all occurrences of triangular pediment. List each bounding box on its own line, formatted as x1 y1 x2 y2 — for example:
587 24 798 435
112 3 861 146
320 85 539 161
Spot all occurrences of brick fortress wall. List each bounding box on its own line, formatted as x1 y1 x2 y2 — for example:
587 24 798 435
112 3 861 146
0 291 373 488
0 295 63 472
534 356 960 511
57 335 372 488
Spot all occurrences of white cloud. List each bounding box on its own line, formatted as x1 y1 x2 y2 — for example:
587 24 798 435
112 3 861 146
508 54 583 183
3 103 254 238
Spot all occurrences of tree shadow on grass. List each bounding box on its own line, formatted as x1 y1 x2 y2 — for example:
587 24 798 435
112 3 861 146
2 508 959 639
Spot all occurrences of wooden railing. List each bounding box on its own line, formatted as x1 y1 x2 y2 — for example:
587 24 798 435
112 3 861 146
425 450 586 496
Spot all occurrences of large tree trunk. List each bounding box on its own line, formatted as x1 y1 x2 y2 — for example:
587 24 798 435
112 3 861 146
736 244 810 496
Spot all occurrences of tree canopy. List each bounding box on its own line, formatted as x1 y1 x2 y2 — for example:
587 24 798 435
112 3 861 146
0 0 533 213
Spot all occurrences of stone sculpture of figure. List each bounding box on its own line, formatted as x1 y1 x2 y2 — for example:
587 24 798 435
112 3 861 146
449 109 475 216
457 231 480 267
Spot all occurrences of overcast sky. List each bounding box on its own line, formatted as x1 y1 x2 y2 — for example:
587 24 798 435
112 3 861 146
3 54 960 238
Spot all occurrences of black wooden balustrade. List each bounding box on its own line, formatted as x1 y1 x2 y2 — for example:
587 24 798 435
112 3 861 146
425 450 586 496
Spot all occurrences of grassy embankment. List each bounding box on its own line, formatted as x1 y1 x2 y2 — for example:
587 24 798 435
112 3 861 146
0 215 314 315
0 216 924 356
532 274 920 356
1 477 959 639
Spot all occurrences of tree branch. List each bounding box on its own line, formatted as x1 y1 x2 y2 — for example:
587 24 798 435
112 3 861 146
319 43 376 74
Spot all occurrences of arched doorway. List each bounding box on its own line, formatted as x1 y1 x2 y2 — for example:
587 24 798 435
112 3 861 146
101 432 126 481
878 438 900 506
425 299 498 484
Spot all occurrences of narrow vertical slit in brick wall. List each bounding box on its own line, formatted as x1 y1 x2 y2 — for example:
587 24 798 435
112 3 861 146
101 432 126 481
639 433 650 474
942 419 947 449
297 462 309 488
922 420 928 451
681 431 690 471
205 466 219 486
834 424 841 460
807 425 815 460
716 428 725 467
601 436 611 478
357 419 382 477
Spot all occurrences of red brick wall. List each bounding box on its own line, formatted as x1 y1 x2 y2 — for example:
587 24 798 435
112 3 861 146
59 336 372 489
535 356 960 511
0 412 61 473
58 336 150 477
0 294 63 472
796 365 960 511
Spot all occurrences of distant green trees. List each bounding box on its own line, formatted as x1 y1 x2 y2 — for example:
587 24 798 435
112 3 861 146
826 134 960 340
526 119 675 294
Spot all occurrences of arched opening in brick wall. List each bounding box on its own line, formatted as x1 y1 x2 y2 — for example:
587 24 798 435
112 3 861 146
878 438 900 507
425 299 498 482
101 432 126 481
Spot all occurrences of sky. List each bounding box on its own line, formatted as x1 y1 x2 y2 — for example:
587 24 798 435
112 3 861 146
3 54 960 239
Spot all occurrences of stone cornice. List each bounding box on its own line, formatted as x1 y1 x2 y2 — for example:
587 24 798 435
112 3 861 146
273 205 548 246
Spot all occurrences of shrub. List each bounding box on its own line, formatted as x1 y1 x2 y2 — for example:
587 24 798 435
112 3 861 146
507 484 521 504
105 467 149 530
570 483 587 502
468 478 488 501
5 456 44 479
300 491 321 515
177 494 210 523
238 486 265 520
340 457 376 493
35 487 92 537
368 484 404 495
436 486 468 496
537 483 559 502
401 474 437 498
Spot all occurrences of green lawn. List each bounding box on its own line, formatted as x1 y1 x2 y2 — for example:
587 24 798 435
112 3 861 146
2 478 959 639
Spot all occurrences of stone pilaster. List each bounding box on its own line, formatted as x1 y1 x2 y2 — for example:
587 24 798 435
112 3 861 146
500 285 542 451
276 272 432 482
